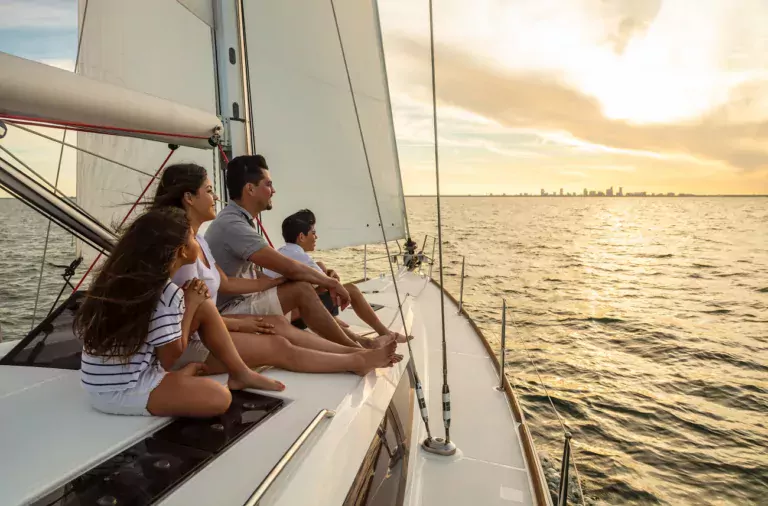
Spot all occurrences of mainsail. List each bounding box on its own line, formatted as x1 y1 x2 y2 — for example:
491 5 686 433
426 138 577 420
75 0 220 262
242 0 408 250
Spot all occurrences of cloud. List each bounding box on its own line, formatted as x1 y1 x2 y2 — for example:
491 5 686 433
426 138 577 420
0 0 76 29
389 37 768 172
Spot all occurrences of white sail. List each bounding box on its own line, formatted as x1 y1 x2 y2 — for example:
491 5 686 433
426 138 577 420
241 0 407 250
76 0 220 262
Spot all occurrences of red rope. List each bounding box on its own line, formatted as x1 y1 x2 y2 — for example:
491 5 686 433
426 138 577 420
217 144 274 248
1 114 210 141
71 147 178 293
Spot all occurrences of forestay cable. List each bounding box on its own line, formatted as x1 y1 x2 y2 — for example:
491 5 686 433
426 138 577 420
328 0 436 443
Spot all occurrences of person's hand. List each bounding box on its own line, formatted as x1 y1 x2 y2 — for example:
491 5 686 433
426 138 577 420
182 278 210 310
270 276 287 288
329 280 350 310
233 317 276 334
327 269 340 282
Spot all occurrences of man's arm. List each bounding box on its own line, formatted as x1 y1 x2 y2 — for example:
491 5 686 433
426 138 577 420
249 248 349 303
215 264 286 295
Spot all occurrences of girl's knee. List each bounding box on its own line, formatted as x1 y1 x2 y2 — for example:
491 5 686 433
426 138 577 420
209 382 232 414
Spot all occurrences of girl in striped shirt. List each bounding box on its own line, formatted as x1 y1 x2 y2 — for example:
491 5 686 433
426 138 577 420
76 207 284 417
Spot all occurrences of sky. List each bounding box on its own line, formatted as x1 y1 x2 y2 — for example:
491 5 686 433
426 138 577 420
1 0 768 196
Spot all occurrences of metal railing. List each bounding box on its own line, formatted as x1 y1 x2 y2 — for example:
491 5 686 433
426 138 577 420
448 246 584 506
362 240 404 280
243 409 335 506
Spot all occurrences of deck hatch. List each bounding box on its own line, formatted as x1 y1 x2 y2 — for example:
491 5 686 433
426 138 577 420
32 391 283 506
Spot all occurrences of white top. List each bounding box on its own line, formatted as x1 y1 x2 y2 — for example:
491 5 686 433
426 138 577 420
173 234 222 305
263 243 323 278
80 280 184 393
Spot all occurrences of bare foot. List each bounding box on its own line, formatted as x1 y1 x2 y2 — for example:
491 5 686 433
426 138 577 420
359 333 397 349
390 353 404 365
388 331 412 343
228 370 285 392
352 342 399 376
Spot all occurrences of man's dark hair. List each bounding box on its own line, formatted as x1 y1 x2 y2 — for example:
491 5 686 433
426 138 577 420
226 155 269 199
282 209 316 244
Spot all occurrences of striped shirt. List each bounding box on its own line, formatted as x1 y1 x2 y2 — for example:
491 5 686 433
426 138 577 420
80 280 185 393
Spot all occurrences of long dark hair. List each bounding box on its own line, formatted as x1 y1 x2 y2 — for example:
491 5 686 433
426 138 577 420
152 163 208 209
75 207 191 358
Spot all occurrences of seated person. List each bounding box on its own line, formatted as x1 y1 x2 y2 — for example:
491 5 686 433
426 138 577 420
265 209 409 343
76 207 284 419
204 155 390 349
151 162 397 374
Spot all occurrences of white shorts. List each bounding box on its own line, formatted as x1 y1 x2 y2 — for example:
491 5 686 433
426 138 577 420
88 365 166 416
221 287 283 316
172 339 210 371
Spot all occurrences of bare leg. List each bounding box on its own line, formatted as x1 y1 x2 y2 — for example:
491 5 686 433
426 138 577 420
204 333 397 376
277 281 360 347
344 283 410 343
195 299 285 391
226 314 360 354
147 363 232 417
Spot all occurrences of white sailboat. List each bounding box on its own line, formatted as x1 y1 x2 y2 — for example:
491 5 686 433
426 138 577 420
0 1 557 505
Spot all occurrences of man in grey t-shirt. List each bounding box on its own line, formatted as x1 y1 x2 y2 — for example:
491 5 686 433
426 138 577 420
205 155 378 349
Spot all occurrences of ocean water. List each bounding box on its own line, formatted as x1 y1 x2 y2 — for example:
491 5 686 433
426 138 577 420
1 196 766 505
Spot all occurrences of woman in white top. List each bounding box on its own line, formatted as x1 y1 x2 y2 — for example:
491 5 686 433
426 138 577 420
151 163 397 376
76 207 284 417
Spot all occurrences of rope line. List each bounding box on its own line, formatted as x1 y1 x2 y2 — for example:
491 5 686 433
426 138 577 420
328 0 433 441
215 144 274 248
71 146 178 294
427 0 454 444
31 0 90 328
507 307 587 505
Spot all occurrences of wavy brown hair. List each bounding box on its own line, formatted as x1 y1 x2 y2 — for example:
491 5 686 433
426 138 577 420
75 207 191 358
152 163 208 210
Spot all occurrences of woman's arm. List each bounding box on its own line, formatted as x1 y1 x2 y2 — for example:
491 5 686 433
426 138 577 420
216 264 287 295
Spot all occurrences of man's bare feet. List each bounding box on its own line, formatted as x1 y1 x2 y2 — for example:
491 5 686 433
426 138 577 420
351 340 398 376
359 333 397 349
228 370 285 392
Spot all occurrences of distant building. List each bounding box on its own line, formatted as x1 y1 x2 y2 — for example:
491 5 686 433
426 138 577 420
618 186 623 197
589 190 596 196
598 191 605 196
560 188 564 196
607 186 614 197
583 188 588 196
667 192 675 197
541 189 545 196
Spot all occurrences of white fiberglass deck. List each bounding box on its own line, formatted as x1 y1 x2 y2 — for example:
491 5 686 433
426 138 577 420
363 272 538 506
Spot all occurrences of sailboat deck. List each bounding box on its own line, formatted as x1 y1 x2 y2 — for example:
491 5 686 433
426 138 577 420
0 271 539 505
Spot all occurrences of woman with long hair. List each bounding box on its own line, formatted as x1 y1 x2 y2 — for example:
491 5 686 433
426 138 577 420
76 207 284 418
151 163 397 376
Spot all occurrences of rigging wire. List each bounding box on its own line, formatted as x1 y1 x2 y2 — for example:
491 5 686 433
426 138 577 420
6 122 156 179
506 306 588 505
70 145 179 294
30 0 90 328
427 0 454 444
328 0 435 442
